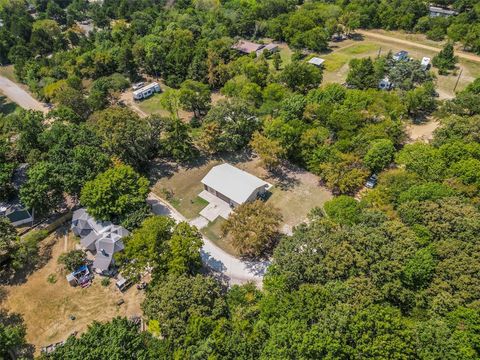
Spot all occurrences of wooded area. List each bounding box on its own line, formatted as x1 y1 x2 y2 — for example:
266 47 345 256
1 0 480 358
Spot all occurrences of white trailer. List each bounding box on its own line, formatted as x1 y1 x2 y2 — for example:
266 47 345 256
133 82 161 100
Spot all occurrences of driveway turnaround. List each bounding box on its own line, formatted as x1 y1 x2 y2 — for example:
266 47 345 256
0 76 47 112
147 193 269 286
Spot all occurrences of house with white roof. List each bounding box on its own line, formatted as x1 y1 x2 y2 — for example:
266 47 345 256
195 164 272 223
71 208 129 274
201 163 270 207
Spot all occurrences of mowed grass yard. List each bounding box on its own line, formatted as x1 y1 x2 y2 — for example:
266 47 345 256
0 230 143 355
135 81 193 120
151 155 332 253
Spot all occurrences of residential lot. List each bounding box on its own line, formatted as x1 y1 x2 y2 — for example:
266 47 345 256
306 31 480 99
0 230 143 355
151 155 332 254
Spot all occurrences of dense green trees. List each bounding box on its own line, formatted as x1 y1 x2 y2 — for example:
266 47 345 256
346 57 378 89
116 216 203 279
0 309 27 360
41 317 161 360
58 250 87 272
433 43 458 74
89 107 161 169
80 164 149 222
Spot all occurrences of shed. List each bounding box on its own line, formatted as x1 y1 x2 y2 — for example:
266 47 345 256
201 163 270 207
256 43 279 56
429 6 457 17
308 57 325 67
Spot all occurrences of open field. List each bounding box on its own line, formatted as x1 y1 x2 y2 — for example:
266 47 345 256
151 154 332 253
280 30 480 99
0 230 143 355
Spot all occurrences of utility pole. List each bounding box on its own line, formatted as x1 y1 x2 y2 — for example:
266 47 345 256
453 68 463 93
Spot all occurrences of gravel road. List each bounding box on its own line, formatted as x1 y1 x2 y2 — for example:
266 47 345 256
0 76 47 113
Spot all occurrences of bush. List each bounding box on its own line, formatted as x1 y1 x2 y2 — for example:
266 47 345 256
47 274 57 284
58 249 87 272
101 277 110 287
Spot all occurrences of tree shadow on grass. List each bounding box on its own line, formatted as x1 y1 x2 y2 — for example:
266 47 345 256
266 166 300 191
0 309 35 359
0 95 18 115
0 228 62 286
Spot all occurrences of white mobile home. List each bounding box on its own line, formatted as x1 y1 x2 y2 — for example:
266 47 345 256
133 82 161 100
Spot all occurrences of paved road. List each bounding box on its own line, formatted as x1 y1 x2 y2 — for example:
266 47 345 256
0 76 47 113
357 30 480 63
147 193 269 286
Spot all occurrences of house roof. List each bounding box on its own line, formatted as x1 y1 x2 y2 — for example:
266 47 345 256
71 208 129 271
232 40 264 54
429 6 457 15
308 57 325 66
257 43 278 54
201 163 270 205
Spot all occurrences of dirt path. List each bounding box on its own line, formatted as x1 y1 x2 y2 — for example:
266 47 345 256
120 92 148 118
406 120 440 143
0 76 47 113
357 30 480 63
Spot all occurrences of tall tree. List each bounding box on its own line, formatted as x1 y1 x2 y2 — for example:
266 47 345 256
80 165 149 222
433 42 457 74
222 200 282 257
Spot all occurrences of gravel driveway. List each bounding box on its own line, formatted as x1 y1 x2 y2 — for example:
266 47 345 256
0 76 47 113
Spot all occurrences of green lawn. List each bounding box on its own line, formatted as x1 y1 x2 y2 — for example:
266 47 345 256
200 217 238 256
152 161 220 220
136 93 170 116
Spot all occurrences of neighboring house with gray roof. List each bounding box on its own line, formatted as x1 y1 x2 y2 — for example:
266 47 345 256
71 209 129 273
201 163 271 207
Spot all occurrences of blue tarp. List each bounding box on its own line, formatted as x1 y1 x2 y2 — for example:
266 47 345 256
72 265 88 276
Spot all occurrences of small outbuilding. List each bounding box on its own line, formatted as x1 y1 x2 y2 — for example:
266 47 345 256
0 202 32 227
421 57 431 70
201 163 271 208
308 57 325 67
429 6 458 17
256 43 279 56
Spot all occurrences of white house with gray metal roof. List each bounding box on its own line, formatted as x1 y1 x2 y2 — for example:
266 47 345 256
201 163 271 207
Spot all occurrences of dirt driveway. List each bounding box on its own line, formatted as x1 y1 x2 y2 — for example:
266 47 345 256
357 30 480 63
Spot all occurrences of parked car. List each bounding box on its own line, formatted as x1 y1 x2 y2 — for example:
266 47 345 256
365 174 378 189
132 82 145 91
